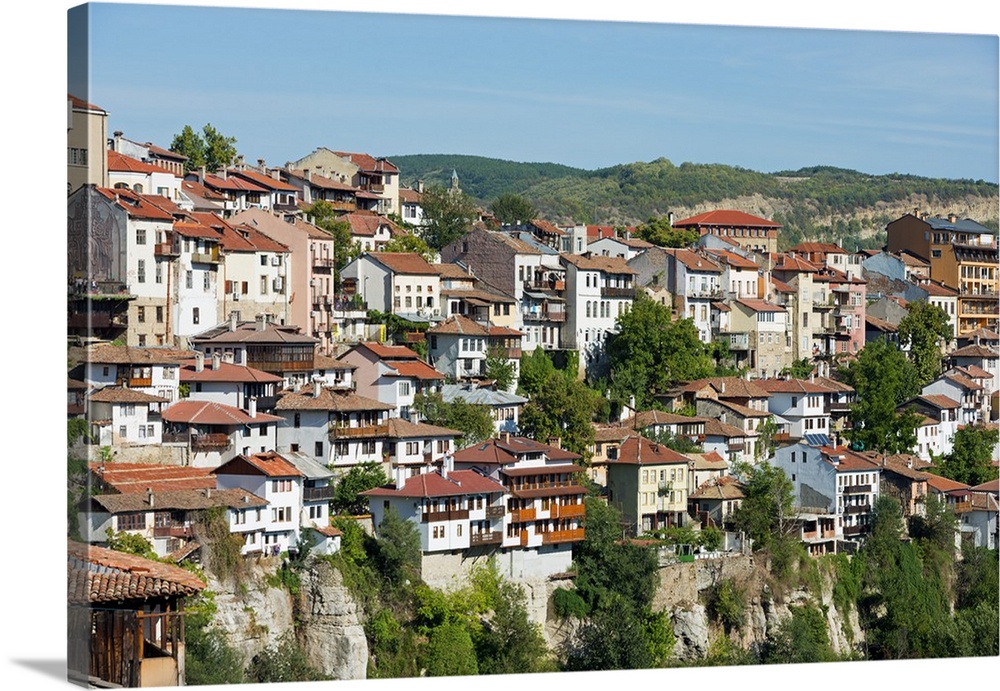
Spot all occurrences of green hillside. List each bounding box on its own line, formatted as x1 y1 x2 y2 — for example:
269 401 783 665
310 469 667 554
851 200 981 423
390 154 999 250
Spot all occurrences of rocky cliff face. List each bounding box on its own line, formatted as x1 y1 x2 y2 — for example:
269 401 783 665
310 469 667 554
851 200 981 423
205 556 369 680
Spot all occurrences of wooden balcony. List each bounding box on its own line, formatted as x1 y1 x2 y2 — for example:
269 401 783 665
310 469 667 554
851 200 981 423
542 528 585 544
191 250 220 264
601 286 636 299
304 486 335 502
470 531 502 546
511 508 537 523
843 525 865 537
422 508 470 523
953 500 973 514
843 504 871 515
843 484 872 495
328 424 388 439
550 503 586 519
485 505 505 519
190 433 231 452
127 377 153 388
153 525 193 539
154 242 178 257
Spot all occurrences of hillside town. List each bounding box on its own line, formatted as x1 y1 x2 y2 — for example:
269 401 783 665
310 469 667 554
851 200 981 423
66 94 999 687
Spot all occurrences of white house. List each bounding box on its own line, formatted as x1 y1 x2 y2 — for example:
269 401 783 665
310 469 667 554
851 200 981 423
84 343 187 404
172 218 223 340
160 398 283 468
757 378 832 441
337 342 445 420
663 248 723 343
179 351 284 410
212 452 307 557
341 251 442 321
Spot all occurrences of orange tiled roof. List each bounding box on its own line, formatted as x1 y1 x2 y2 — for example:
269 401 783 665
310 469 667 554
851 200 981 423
215 451 304 478
363 469 506 498
673 210 781 229
89 462 216 493
108 150 179 177
68 541 206 604
368 252 439 275
162 399 283 425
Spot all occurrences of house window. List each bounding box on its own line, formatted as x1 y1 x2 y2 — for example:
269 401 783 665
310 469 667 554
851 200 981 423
261 276 268 295
137 260 145 283
192 307 200 325
362 440 377 454
315 441 324 457
294 413 301 428
399 381 411 397
119 425 127 439
186 271 193 289
136 228 146 245
261 254 268 266
155 306 163 323
118 513 146 531
137 306 145 323
204 272 211 291
155 262 163 284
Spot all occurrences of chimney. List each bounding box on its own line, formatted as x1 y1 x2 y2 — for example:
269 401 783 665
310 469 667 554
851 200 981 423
417 180 424 194
441 453 451 480
502 431 511 444
304 168 312 181
395 464 407 488
312 381 322 398
549 436 562 449
200 165 206 182
248 396 257 418
948 213 957 223
195 351 204 372
212 353 221 370
206 487 212 499
230 311 238 332
256 313 267 331
668 211 675 225
146 488 154 507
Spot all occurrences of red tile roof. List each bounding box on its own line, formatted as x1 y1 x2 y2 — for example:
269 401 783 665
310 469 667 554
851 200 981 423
624 410 709 429
331 152 399 174
788 242 847 254
971 478 999 494
529 219 565 236
96 187 175 221
383 418 460 439
162 400 283 425
213 451 304 478
173 220 222 240
86 344 193 365
673 210 781 229
702 419 747 438
179 358 283 384
385 359 446 381
427 314 490 336
368 252 439 275
344 213 404 238
227 168 298 192
706 249 759 269
915 394 961 409
68 541 206 604
364 469 506 498
90 487 268 514
68 93 106 112
453 436 580 464
925 474 971 493
89 462 216 493
614 436 692 465
735 298 785 313
107 150 178 177
275 385 394 412
773 254 822 272
757 378 831 394
203 173 269 193
88 387 169 404
950 345 999 358
662 248 722 273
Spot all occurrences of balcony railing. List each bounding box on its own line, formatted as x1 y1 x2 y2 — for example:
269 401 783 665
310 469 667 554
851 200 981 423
328 424 388 439
511 508 537 523
524 279 565 293
191 433 231 452
727 332 751 350
843 484 872 495
953 500 973 514
601 286 636 299
422 508 470 522
541 528 585 544
153 525 193 539
522 306 566 322
485 505 505 519
843 504 871 515
550 503 586 519
304 486 336 502
470 531 502 546
191 250 220 264
686 287 722 299
843 525 865 537
154 242 179 257
312 257 336 268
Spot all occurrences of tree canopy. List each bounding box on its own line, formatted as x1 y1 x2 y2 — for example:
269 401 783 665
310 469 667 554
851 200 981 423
932 424 1000 486
897 300 953 385
418 184 480 251
170 123 238 173
604 293 715 409
489 193 537 225
381 232 435 262
413 392 494 449
634 215 700 248
333 461 389 515
731 462 795 550
840 338 923 454
518 371 600 461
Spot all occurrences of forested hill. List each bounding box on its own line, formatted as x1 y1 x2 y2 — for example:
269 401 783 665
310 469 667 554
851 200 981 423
390 154 999 250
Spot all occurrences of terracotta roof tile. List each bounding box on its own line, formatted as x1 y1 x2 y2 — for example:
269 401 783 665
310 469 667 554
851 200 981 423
662 248 722 273
614 435 692 465
363 469 505 499
673 210 781 229
89 463 216 493
453 436 580 464
227 168 298 192
68 541 206 604
86 344 193 365
368 252 439 275
214 451 304 478
561 253 639 274
88 386 169 404
383 418 460 439
179 358 283 384
96 187 175 221
90 487 268 514
427 314 490 335
275 385 393 412
331 152 399 174
385 359 446 381
107 150 179 177
735 298 785 313
162 400 283 425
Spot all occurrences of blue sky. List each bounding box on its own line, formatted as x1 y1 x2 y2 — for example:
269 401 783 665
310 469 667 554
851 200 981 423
69 2 999 182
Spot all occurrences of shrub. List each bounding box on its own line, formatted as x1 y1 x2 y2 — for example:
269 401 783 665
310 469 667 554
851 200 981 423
706 579 746 632
552 587 590 619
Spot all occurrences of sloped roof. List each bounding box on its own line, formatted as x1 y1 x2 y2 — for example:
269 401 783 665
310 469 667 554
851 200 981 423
453 436 580 464
735 298 785 313
89 462 216 493
427 314 490 335
88 386 169 404
788 242 847 255
623 410 708 429
914 394 961 410
441 383 528 406
690 476 745 500
702 418 747 438
614 435 692 465
773 254 822 272
162 400 283 425
96 187 175 221
384 359 446 381
68 541 206 604
213 451 304 478
363 469 505 498
275 384 394 412
757 378 831 394
179 358 283 384
191 321 318 345
87 344 193 365
663 248 722 273
107 150 177 177
680 377 772 400
673 210 781 229
368 252 439 275
925 474 971 493
560 253 638 274
383 418 461 439
331 151 399 174
706 249 759 269
950 344 999 358
89 487 267 514
227 168 298 192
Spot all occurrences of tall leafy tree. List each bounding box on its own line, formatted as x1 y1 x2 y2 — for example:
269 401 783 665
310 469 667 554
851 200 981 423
489 193 537 225
333 461 389 515
605 293 715 409
897 300 953 385
382 232 435 262
518 371 599 460
517 347 558 397
413 392 494 448
484 346 517 391
634 215 700 248
170 123 237 173
731 462 795 550
933 424 1000 486
840 338 923 454
419 184 479 250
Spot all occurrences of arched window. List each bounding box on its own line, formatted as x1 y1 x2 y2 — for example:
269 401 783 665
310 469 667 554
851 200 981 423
585 302 591 318
132 184 143 194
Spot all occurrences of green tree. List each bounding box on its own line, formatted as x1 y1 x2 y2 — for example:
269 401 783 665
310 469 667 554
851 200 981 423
755 415 779 461
170 123 237 173
201 123 238 173
489 193 537 225
413 391 494 448
473 578 552 675
423 622 479 676
841 338 923 454
517 347 558 397
372 506 422 587
382 232 435 262
518 372 599 460
605 293 715 409
731 463 795 550
634 215 700 248
933 424 1000 486
333 462 389 515
897 301 953 385
484 346 517 391
419 184 479 250
183 592 247 685
104 529 157 560
780 358 815 380
762 604 836 664
246 633 328 683
169 125 206 172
